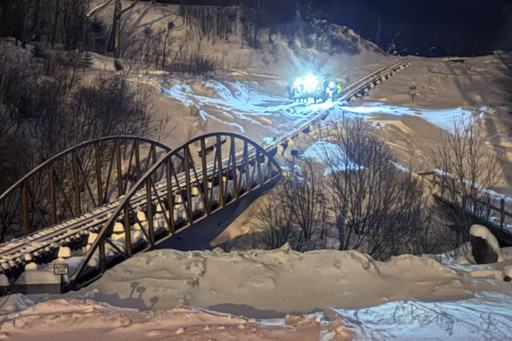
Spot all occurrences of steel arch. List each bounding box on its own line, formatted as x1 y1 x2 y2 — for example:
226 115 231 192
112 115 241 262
0 136 171 243
67 132 282 290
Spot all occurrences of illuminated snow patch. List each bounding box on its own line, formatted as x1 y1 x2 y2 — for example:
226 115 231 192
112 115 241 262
161 84 194 106
418 107 473 134
392 162 409 172
163 80 289 116
343 102 416 115
303 140 362 175
342 102 474 134
335 291 512 340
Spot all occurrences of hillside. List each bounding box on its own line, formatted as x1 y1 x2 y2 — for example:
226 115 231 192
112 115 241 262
1 1 512 340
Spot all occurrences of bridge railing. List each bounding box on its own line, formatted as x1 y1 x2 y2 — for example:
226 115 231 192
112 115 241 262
421 171 512 236
0 136 171 243
265 60 409 155
340 60 409 102
67 132 282 289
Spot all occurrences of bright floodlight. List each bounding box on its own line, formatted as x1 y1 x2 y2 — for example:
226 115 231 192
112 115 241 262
303 74 318 91
329 81 335 88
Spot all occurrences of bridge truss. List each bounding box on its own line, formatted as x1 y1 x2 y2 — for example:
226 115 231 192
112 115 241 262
0 133 281 290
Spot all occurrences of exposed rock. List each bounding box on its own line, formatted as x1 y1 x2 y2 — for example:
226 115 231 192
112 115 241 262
114 59 124 71
470 224 501 264
503 265 512 282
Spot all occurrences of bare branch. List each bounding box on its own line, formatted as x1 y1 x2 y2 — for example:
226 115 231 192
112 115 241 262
86 0 115 18
121 0 140 15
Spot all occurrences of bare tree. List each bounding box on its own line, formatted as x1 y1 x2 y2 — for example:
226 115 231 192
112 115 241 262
282 159 329 250
59 0 87 50
255 119 433 258
432 115 502 245
86 0 141 58
254 192 295 250
321 119 430 260
255 158 329 251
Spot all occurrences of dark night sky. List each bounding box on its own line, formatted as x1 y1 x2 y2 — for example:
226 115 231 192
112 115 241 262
312 0 512 56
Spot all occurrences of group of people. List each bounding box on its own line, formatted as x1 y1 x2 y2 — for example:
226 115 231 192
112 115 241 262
287 79 343 104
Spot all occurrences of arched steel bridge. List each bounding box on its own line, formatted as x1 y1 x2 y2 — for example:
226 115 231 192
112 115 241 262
0 133 282 291
0 60 409 293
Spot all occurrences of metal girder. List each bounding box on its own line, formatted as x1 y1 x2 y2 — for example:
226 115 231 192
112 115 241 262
0 136 171 243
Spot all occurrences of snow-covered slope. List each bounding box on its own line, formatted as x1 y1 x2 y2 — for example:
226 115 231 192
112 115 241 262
2 1 512 340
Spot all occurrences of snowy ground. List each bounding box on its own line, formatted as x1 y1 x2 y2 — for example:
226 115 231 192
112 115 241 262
2 244 512 340
3 2 512 340
4 51 512 341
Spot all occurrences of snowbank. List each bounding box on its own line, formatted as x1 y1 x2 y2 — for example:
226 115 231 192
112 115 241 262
58 244 512 317
2 244 512 340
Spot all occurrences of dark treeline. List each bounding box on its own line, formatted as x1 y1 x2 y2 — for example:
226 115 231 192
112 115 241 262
0 0 88 49
0 1 155 193
0 0 300 51
0 48 153 192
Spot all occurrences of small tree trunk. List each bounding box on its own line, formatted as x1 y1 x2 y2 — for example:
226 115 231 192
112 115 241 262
108 0 121 56
336 216 344 250
52 0 60 48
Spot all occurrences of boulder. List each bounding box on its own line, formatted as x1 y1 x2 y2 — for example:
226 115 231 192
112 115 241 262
470 224 502 264
503 265 512 282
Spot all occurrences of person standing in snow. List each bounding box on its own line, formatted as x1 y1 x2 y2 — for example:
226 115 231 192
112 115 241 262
287 81 295 100
326 86 333 100
336 83 343 99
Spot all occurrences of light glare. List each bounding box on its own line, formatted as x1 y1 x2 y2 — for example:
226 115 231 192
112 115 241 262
303 74 318 91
